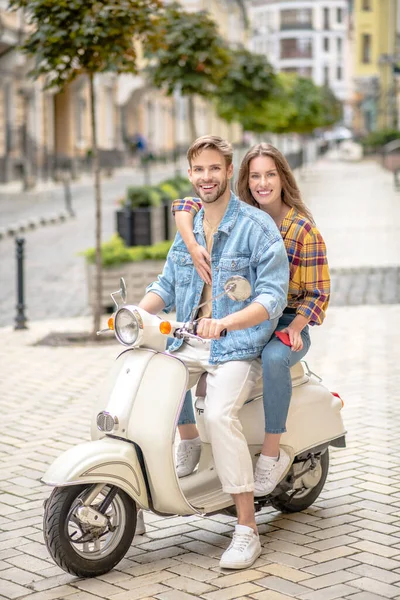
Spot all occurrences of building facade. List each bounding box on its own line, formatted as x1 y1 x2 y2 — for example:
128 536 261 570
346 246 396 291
0 0 248 184
119 0 249 159
0 3 121 183
351 0 398 133
250 0 352 120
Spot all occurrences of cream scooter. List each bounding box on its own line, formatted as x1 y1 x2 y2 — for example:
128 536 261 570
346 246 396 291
42 277 346 578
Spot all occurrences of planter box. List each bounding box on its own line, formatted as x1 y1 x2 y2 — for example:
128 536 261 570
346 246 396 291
116 206 165 246
87 260 165 311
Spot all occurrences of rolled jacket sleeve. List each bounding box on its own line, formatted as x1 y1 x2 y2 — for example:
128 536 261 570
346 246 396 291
171 197 202 217
252 238 289 320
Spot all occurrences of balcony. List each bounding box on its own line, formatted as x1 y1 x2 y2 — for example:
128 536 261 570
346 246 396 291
280 22 313 31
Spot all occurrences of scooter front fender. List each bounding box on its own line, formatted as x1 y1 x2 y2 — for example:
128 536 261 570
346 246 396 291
42 437 149 510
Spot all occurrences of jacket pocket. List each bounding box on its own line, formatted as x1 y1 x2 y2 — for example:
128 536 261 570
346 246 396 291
169 250 194 286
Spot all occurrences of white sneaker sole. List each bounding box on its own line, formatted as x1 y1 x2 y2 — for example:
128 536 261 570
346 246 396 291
219 546 262 570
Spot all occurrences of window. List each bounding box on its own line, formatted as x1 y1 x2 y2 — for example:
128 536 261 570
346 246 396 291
324 37 329 51
362 33 372 63
324 66 329 85
337 37 343 54
337 66 342 80
324 7 330 29
281 8 312 30
362 0 372 10
280 38 313 59
337 8 343 23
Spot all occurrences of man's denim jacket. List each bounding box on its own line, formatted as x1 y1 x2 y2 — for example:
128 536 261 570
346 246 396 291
147 193 289 364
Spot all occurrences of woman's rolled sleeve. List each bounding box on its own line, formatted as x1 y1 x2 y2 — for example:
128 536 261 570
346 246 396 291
171 197 202 217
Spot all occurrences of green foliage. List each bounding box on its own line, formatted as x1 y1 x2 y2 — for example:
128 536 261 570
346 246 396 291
359 129 400 150
239 73 342 135
146 2 231 98
10 0 162 87
163 175 193 197
82 235 172 266
123 175 192 208
156 182 179 202
126 185 163 208
215 47 276 126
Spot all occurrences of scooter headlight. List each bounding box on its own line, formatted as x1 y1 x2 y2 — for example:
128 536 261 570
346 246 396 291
114 308 142 346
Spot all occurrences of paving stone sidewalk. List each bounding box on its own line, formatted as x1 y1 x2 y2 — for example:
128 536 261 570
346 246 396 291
1 156 400 600
0 304 399 600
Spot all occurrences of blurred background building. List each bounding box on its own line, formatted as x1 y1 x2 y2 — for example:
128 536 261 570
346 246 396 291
250 0 352 125
351 0 399 135
1 0 400 184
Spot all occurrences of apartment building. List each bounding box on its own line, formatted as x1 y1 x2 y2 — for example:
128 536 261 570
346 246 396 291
250 0 352 120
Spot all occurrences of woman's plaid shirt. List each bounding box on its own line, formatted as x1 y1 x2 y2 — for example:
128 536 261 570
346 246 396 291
172 198 330 325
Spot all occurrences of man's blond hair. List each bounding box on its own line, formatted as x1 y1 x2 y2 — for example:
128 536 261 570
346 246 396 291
187 135 233 168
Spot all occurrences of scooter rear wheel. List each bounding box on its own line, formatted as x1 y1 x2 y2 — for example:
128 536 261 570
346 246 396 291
43 484 136 577
271 450 329 514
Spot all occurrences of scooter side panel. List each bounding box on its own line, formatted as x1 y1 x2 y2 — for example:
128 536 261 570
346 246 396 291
127 352 199 515
196 378 345 455
42 437 149 509
282 380 346 452
237 379 345 452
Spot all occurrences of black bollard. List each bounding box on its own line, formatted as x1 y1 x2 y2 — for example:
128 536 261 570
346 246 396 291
15 237 28 330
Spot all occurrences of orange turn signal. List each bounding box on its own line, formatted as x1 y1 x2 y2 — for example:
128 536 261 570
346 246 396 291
108 316 115 331
159 321 172 335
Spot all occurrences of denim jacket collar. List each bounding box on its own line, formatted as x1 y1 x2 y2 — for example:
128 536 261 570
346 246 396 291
193 192 240 236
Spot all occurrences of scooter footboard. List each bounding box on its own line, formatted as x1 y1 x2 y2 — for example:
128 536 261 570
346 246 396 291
42 437 149 510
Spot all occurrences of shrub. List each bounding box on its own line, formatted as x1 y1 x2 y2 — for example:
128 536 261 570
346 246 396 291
126 185 163 208
82 234 173 266
360 129 400 151
121 175 193 209
164 175 193 197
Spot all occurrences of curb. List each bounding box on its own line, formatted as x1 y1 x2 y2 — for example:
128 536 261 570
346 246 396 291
0 211 75 240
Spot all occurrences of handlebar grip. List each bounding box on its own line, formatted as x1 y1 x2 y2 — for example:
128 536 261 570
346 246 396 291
192 321 227 338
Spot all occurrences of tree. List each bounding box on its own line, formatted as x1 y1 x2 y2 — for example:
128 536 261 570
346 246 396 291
10 0 162 336
244 73 342 136
146 2 231 139
215 47 277 131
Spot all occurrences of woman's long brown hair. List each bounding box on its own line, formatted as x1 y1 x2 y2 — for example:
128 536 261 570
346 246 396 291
237 143 314 223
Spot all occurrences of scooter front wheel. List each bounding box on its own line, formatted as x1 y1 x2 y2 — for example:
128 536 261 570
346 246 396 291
43 484 136 577
271 450 329 514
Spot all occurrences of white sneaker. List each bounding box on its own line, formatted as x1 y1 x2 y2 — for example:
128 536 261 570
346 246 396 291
135 509 146 535
219 524 261 569
176 438 201 477
254 448 291 497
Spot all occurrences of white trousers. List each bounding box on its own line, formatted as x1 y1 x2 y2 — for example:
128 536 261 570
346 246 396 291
174 340 262 495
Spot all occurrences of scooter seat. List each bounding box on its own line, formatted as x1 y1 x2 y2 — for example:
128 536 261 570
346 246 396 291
194 361 308 400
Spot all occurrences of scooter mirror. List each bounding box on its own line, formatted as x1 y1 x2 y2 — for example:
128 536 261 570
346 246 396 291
119 277 127 304
224 276 251 301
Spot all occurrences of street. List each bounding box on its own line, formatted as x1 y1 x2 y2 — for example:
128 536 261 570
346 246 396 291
1 155 400 600
0 162 187 327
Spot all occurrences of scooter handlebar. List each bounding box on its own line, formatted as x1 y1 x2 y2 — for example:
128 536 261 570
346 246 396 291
193 322 227 338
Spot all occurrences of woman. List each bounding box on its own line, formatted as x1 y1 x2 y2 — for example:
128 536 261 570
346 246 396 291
173 143 330 496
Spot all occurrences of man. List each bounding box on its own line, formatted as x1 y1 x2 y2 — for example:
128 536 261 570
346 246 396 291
139 135 288 569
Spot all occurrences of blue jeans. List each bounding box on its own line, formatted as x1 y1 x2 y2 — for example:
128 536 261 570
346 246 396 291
262 313 310 434
177 313 311 432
